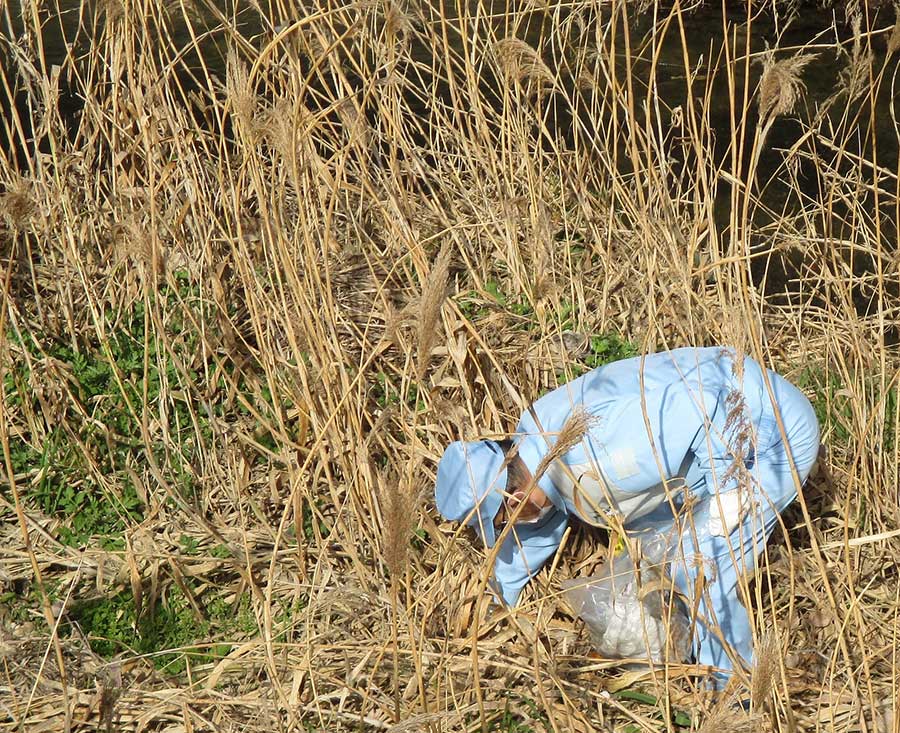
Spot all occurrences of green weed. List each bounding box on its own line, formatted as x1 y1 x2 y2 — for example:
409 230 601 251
613 689 692 728
556 332 637 383
180 535 201 555
371 371 424 412
2 324 149 548
796 365 897 451
796 366 853 445
301 499 331 542
583 334 638 369
460 694 552 733
458 280 535 324
67 583 256 677
487 695 551 733
271 595 310 644
0 274 293 547
0 580 63 628
458 290 490 320
556 299 575 330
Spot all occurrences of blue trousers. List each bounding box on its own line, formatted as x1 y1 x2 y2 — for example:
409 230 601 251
635 371 820 686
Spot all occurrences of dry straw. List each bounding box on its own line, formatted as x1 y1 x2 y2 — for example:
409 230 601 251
888 15 900 58
1 0 898 731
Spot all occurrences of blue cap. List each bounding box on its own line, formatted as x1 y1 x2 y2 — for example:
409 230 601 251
435 440 507 547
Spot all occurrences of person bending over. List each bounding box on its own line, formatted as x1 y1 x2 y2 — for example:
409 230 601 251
435 346 820 686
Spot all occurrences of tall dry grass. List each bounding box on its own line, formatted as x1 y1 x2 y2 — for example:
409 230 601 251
1 0 899 731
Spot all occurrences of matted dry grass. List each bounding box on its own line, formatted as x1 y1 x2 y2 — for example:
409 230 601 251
1 0 899 731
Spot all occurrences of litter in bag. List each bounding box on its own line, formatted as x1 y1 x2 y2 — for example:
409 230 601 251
561 534 691 663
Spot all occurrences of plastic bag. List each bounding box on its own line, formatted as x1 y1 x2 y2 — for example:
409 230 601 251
561 534 691 663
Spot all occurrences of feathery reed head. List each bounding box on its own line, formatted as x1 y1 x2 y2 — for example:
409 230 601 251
534 406 597 480
415 245 452 381
750 630 780 704
260 97 293 159
839 14 872 104
381 0 415 40
98 0 126 23
758 49 816 124
225 48 257 130
888 15 900 58
379 470 416 580
0 181 35 229
696 696 767 733
495 37 556 91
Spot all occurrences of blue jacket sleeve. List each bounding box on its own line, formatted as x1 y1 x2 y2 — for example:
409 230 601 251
491 508 569 606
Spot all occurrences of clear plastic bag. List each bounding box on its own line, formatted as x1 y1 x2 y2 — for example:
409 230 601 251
561 534 691 663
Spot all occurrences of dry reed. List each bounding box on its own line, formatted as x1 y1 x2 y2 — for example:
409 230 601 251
415 244 452 382
495 37 557 92
0 0 898 731
533 406 597 482
758 49 816 125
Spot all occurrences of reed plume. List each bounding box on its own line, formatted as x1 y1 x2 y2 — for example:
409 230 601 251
838 14 872 105
381 0 415 41
534 406 597 481
696 698 766 733
225 48 256 132
0 180 35 229
758 49 816 126
379 470 416 723
380 472 416 581
749 630 780 705
754 47 816 180
888 15 900 58
495 37 556 92
415 244 451 382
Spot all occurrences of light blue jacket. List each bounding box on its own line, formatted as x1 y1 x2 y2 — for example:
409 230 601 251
487 346 820 680
500 347 769 599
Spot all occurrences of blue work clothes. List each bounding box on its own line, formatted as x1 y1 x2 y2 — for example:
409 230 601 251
490 346 820 681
